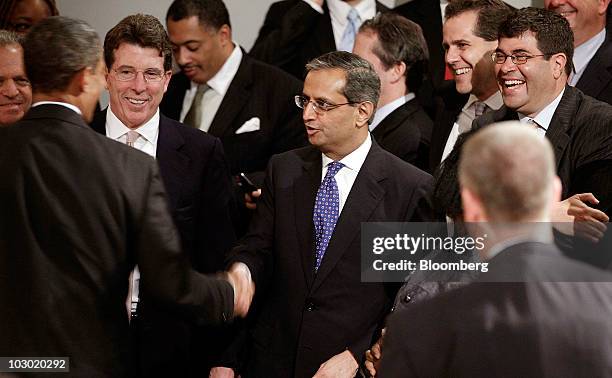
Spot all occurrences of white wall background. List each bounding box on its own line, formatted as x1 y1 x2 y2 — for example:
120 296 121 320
56 0 543 52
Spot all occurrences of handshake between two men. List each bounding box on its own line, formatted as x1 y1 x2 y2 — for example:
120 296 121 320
225 263 256 317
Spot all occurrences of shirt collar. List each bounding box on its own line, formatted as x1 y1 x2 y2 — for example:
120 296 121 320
190 43 242 96
322 133 372 173
106 105 160 143
32 101 82 115
369 93 415 131
573 28 606 78
518 88 565 132
327 0 377 28
463 91 503 112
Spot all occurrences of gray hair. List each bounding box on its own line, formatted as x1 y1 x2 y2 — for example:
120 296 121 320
0 30 23 48
459 122 556 222
306 51 380 108
23 16 100 93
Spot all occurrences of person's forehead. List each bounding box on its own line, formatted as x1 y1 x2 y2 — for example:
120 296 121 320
304 69 346 94
0 45 25 69
112 43 164 63
498 32 540 51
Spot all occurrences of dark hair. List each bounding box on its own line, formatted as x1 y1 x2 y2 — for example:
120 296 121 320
23 16 100 93
104 14 173 71
166 0 231 31
359 12 429 92
445 0 513 42
306 51 381 110
0 0 59 31
498 7 574 76
0 29 23 48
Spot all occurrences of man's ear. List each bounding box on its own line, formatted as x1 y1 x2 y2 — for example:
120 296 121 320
389 61 406 84
461 186 487 222
218 24 232 46
551 53 567 80
356 101 375 128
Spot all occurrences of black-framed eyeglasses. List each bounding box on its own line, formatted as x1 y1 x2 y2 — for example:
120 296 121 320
491 51 549 65
112 66 166 82
294 95 357 115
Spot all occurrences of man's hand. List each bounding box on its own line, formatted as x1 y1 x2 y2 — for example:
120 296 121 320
245 189 261 210
364 328 385 377
209 367 234 378
226 263 255 318
313 350 358 378
552 193 609 243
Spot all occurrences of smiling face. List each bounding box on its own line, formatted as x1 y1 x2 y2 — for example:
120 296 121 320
443 10 499 100
106 43 171 129
0 44 32 126
495 32 567 118
167 16 231 85
544 0 610 46
301 68 370 161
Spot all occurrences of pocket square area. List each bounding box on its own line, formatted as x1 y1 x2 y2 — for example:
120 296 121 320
235 117 261 134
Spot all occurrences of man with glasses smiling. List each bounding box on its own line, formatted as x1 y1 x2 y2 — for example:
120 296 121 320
226 51 432 378
90 14 237 377
472 7 612 219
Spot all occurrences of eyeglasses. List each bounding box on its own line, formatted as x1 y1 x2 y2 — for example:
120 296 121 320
112 67 166 82
491 51 549 65
294 95 356 115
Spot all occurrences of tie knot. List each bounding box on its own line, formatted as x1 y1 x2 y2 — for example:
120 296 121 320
196 83 210 95
126 130 140 146
474 101 487 117
347 8 359 23
325 161 344 178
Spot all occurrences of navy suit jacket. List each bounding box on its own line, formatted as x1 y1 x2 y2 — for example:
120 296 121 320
91 109 236 270
230 141 433 378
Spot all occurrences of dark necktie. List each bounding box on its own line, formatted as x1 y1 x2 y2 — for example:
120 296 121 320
313 161 344 271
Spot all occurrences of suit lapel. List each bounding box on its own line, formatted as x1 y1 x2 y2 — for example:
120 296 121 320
372 100 416 141
294 147 322 289
545 87 575 169
314 4 337 54
311 143 386 293
575 36 612 100
207 53 252 138
156 116 190 210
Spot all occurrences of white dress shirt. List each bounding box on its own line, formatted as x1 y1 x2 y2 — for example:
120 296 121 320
180 44 243 132
303 0 377 49
570 28 606 86
369 93 416 131
105 106 159 158
32 101 82 115
321 133 372 213
441 91 503 162
518 88 565 138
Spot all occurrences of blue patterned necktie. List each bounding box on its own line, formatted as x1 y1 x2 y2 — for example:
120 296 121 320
339 8 360 52
313 161 344 271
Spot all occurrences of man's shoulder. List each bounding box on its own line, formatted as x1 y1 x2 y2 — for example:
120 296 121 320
242 53 303 87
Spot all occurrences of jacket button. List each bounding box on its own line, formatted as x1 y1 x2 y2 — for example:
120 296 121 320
402 295 412 303
306 302 315 312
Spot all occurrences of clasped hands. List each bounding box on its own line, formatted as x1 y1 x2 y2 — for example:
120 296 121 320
552 193 609 243
225 263 255 318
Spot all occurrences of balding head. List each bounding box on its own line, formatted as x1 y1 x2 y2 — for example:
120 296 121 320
459 122 561 222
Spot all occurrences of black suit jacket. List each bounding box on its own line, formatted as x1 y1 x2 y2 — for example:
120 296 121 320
473 86 612 216
230 141 432 378
160 53 306 181
380 242 612 377
250 0 388 80
0 104 233 377
575 29 612 105
371 99 433 172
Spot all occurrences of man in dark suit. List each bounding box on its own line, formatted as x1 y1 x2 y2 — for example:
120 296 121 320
380 122 612 377
478 7 612 216
89 14 236 376
429 0 511 173
226 51 432 378
545 0 612 105
0 30 31 127
353 12 433 172
161 0 306 186
250 0 386 80
0 16 248 377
